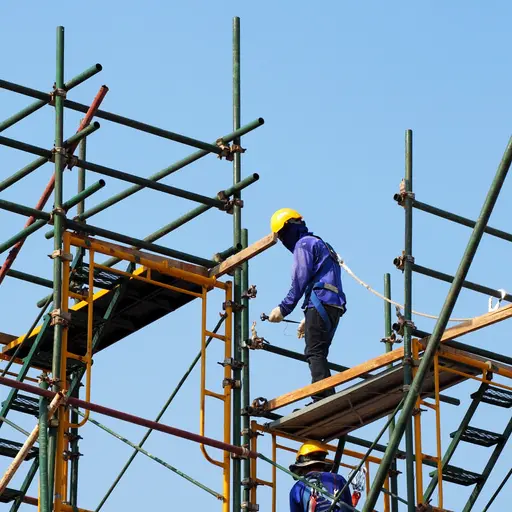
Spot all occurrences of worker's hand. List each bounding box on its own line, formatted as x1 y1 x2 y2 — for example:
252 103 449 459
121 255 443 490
268 306 284 323
297 319 305 339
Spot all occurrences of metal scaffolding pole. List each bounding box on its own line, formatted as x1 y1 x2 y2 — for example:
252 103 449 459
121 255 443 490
362 135 512 511
402 129 416 511
232 15 243 512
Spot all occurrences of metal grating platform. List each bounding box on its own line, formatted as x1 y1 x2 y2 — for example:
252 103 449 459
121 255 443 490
451 426 503 447
0 438 38 460
476 386 512 408
430 465 481 486
6 394 39 416
268 355 481 442
0 488 22 503
2 267 203 369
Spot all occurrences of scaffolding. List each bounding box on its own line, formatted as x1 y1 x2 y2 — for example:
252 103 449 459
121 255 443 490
0 19 511 512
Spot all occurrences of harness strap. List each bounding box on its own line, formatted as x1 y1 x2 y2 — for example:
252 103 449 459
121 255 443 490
307 282 334 332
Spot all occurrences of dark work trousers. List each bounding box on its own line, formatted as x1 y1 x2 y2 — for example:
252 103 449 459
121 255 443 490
304 304 343 402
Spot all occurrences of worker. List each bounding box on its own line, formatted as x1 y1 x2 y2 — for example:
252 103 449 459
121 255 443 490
268 208 346 401
289 441 353 511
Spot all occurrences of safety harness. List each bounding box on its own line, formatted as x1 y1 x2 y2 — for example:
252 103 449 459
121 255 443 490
304 236 346 332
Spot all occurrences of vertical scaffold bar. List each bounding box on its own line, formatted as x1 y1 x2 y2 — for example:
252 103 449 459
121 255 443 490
241 228 251 507
48 26 65 509
232 15 243 512
362 135 512 512
384 274 399 512
403 129 416 511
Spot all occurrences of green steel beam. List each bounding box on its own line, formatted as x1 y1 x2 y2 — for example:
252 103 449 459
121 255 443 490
77 138 87 217
412 263 512 303
384 273 399 512
402 129 416 511
0 64 102 133
362 135 512 512
0 78 264 155
232 16 243 512
75 118 263 222
100 173 259 268
48 26 66 509
411 199 512 244
0 180 105 254
0 134 225 209
241 228 251 507
0 197 215 267
0 123 99 194
6 269 53 288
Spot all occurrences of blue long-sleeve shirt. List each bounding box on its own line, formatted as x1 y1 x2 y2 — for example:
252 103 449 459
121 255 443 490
279 231 346 317
289 471 353 511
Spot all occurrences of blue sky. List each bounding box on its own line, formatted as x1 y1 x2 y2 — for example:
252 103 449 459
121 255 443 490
1 2 511 511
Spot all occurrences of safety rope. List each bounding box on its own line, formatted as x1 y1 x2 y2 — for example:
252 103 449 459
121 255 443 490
337 257 472 323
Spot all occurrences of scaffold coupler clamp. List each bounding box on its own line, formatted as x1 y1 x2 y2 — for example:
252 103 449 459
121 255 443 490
223 377 241 389
241 284 258 300
251 397 269 416
218 357 244 370
393 251 414 271
215 137 246 161
48 206 67 225
241 503 259 511
49 84 67 106
244 322 268 350
50 308 72 327
217 190 244 214
49 249 73 262
393 179 415 207
223 299 245 312
241 427 262 439
380 332 399 345
488 288 507 312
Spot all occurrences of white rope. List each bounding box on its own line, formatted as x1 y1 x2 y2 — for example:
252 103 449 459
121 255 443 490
337 257 472 323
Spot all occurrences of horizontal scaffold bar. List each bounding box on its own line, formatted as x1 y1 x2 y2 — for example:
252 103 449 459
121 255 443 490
412 199 512 244
0 199 215 267
0 78 263 155
0 64 102 133
0 134 225 209
0 375 259 459
411 263 512 302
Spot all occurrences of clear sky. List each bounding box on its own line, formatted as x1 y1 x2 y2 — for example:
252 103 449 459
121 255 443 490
1 1 511 511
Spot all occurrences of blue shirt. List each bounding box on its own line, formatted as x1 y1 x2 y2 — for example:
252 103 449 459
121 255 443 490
279 232 346 317
289 471 353 511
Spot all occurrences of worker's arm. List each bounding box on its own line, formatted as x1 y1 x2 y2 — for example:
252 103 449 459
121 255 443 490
279 240 315 317
289 482 304 512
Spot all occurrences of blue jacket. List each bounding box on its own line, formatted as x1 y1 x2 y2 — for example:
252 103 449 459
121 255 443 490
279 223 346 317
289 471 353 511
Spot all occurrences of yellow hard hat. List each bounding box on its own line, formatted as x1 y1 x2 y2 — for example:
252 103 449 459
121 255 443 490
297 441 328 458
289 441 332 473
270 208 302 233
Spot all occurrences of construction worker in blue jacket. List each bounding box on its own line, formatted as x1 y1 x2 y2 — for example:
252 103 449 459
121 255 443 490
289 441 353 511
268 208 346 402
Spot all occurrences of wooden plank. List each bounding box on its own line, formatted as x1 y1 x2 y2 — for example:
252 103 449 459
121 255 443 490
69 235 209 277
209 233 278 278
436 344 512 378
0 332 17 346
265 303 512 412
432 303 512 343
265 347 405 411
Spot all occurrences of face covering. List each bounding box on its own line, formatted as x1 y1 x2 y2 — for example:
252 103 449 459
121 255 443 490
279 222 310 252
